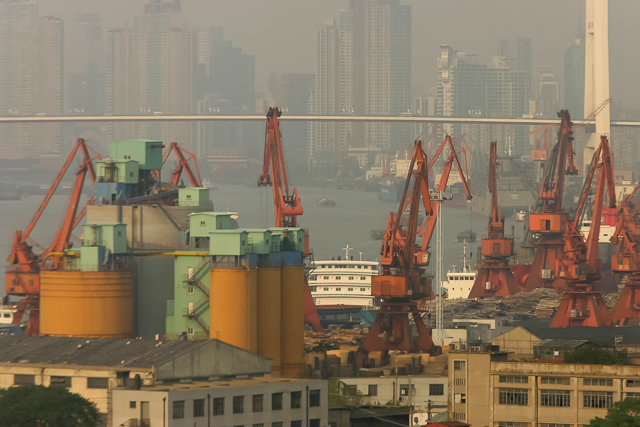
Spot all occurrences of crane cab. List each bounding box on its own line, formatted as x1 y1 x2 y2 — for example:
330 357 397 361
529 212 568 234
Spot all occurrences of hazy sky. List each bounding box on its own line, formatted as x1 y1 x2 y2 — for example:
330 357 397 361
39 0 640 109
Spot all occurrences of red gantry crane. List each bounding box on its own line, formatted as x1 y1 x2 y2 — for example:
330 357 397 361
161 142 203 187
357 137 471 368
525 110 578 292
610 180 640 325
551 135 615 327
468 142 520 298
258 107 322 332
5 138 100 335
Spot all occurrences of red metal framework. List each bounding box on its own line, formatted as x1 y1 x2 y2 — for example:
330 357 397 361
610 181 640 325
551 135 615 327
5 138 100 335
468 142 519 298
357 137 471 368
257 107 321 332
161 142 202 187
525 110 578 292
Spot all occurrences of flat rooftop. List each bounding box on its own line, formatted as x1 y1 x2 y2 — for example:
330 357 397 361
132 377 324 392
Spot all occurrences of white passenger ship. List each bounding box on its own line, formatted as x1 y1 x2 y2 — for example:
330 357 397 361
309 246 380 325
442 241 476 300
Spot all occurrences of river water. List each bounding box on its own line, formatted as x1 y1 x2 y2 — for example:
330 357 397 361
0 185 528 294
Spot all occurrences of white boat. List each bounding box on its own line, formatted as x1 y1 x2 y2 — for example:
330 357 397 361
309 246 380 324
0 304 19 325
442 240 476 299
515 210 527 222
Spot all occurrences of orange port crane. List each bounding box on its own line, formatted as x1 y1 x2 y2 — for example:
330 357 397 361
610 180 640 325
161 142 202 187
525 110 578 292
5 138 100 335
258 107 321 332
468 142 520 298
551 135 615 327
357 137 471 368
259 107 303 227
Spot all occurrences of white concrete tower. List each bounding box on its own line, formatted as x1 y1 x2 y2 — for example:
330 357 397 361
583 0 610 167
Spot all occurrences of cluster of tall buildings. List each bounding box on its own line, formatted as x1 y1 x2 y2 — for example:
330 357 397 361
0 0 256 164
308 0 412 171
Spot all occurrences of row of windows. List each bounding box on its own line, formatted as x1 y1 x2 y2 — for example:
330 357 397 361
316 264 376 270
312 287 367 292
14 375 108 389
499 375 528 384
344 383 441 397
497 389 615 408
310 276 368 281
173 390 321 418
497 424 570 427
499 376 617 387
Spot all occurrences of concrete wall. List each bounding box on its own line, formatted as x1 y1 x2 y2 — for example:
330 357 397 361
449 353 640 426
338 375 448 413
113 379 328 427
0 363 152 415
155 340 271 381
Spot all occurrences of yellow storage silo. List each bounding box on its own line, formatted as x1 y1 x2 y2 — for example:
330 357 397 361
210 267 258 352
39 270 133 337
280 265 305 377
257 267 282 377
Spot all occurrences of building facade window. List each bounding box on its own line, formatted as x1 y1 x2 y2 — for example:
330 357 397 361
253 394 263 412
172 401 185 419
499 388 529 406
540 390 571 407
310 389 321 407
310 420 320 427
497 423 528 427
14 374 35 386
87 377 109 389
499 375 528 384
343 385 357 395
541 377 570 385
583 378 613 387
49 376 71 388
130 401 136 409
583 391 613 408
272 392 283 410
627 380 640 388
541 424 571 427
454 360 466 371
271 423 283 427
627 392 640 399
291 391 302 409
368 385 378 396
429 384 444 396
454 393 466 404
233 396 244 414
193 399 205 417
213 397 224 415
291 421 302 427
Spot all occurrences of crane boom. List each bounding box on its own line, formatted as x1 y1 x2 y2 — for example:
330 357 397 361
161 142 202 187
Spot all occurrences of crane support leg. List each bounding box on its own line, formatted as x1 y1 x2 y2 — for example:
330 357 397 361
551 289 612 327
469 267 520 299
303 279 322 332
611 278 640 326
356 301 439 368
525 242 564 292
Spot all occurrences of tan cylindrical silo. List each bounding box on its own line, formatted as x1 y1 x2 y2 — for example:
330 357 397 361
257 267 282 377
280 265 305 377
210 268 257 352
40 270 133 337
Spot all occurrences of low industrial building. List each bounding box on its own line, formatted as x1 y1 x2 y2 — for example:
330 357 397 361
112 378 328 427
449 351 640 426
0 335 272 427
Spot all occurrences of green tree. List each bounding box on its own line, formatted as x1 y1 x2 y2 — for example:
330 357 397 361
589 398 640 427
328 378 365 408
564 344 628 365
0 384 100 427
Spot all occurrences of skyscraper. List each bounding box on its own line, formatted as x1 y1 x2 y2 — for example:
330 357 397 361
310 0 411 171
0 1 63 162
534 66 559 118
70 13 105 116
436 46 530 156
564 38 585 120
106 0 192 150
497 36 533 78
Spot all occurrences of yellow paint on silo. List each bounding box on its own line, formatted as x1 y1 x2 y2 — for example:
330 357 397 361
40 270 133 337
257 267 282 377
210 268 257 352
280 265 305 377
